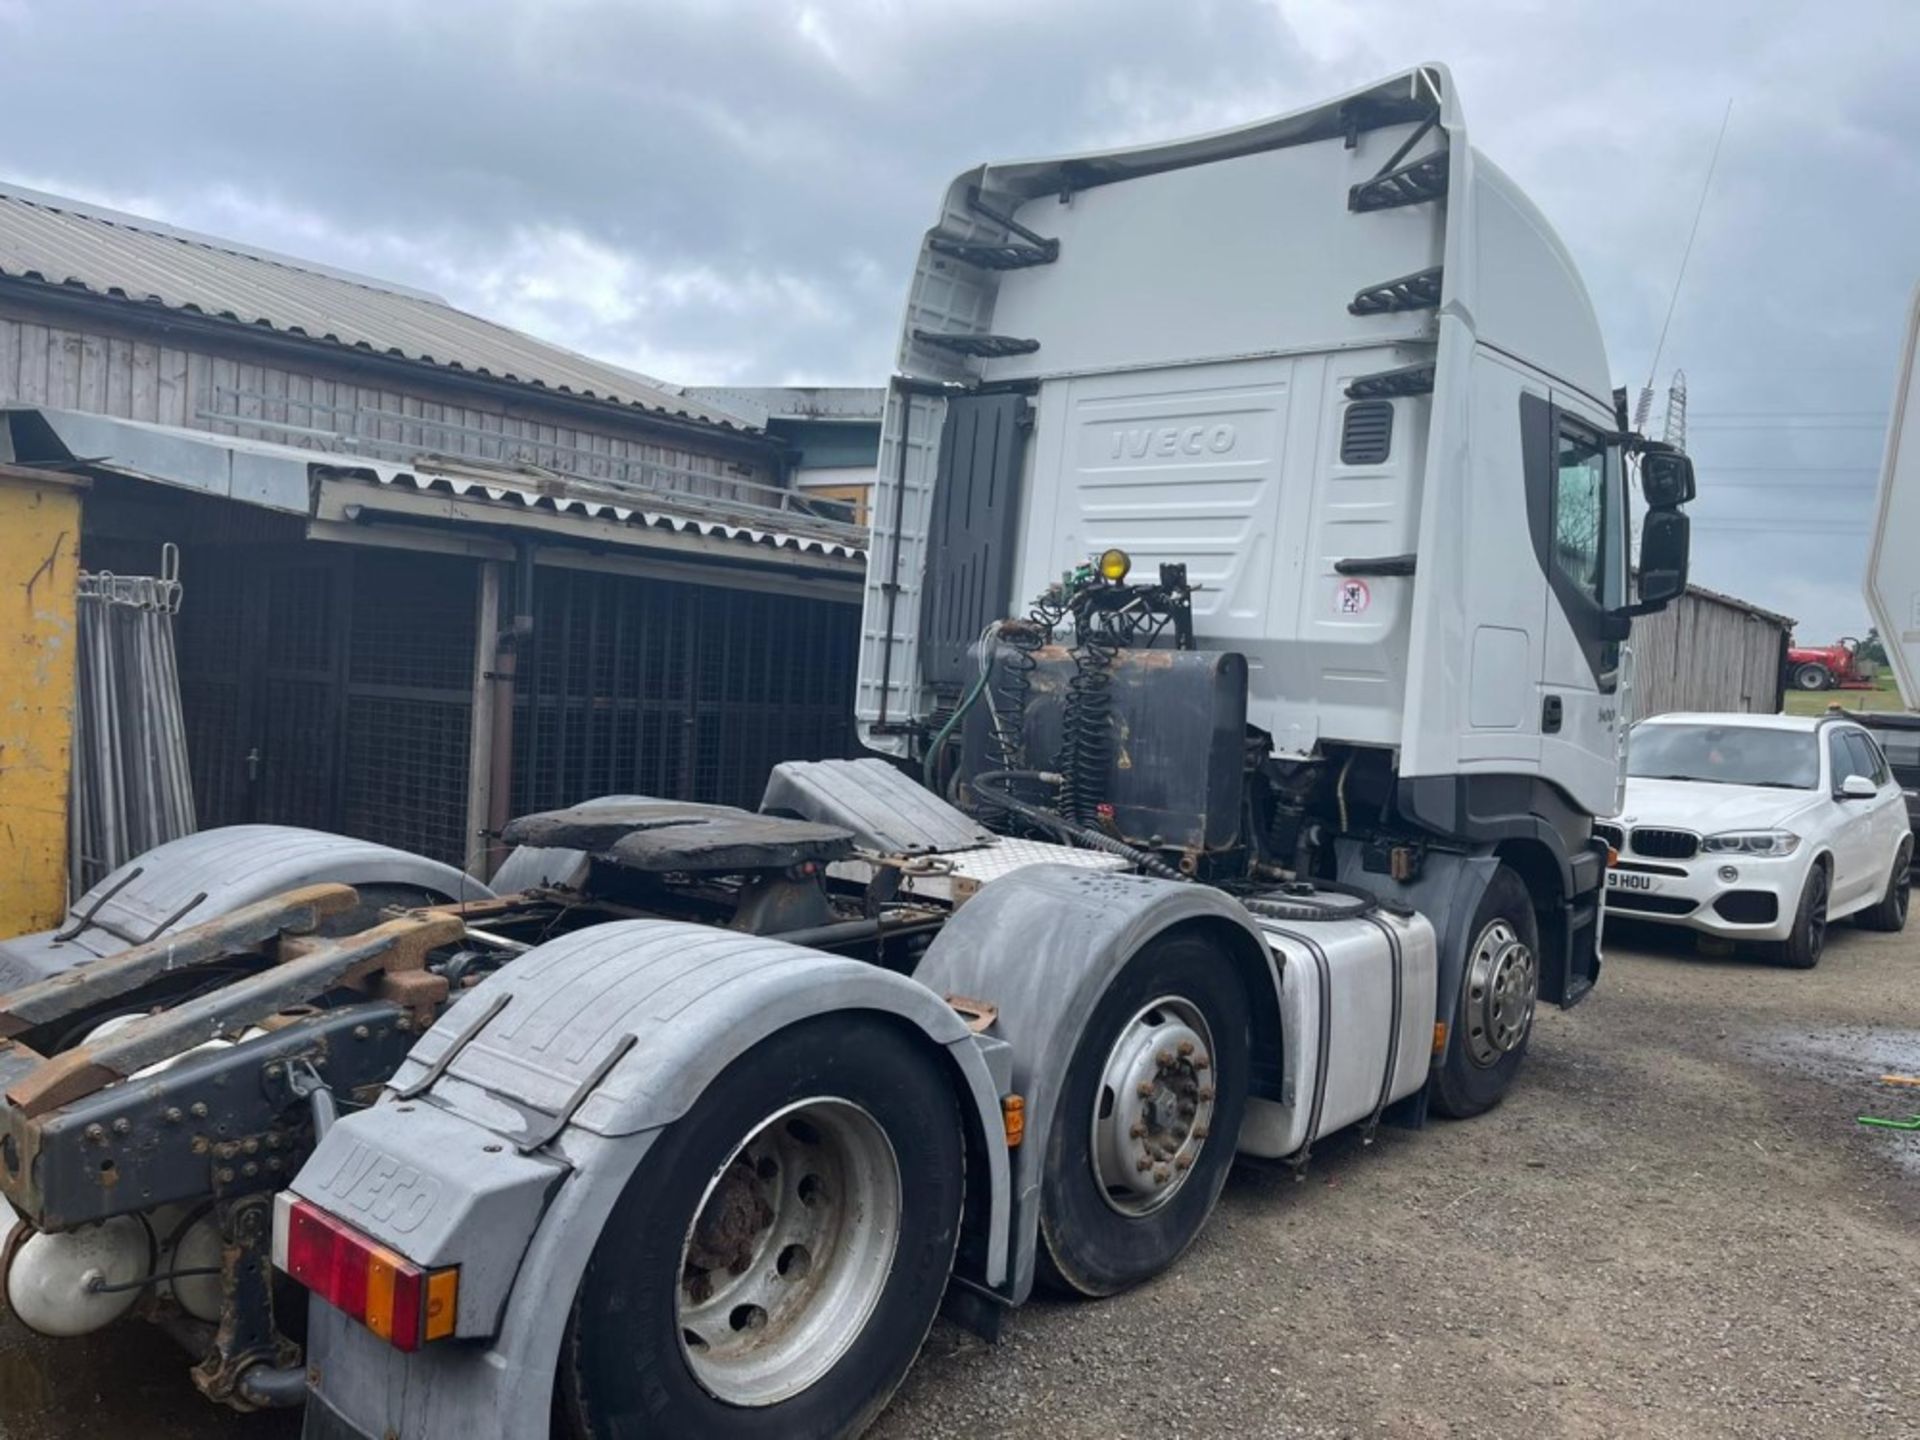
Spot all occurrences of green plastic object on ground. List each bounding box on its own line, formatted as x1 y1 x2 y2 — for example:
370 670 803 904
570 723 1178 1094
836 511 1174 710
1857 1114 1920 1131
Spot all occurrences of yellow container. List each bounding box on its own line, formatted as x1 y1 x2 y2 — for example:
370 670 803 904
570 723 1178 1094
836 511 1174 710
0 465 83 935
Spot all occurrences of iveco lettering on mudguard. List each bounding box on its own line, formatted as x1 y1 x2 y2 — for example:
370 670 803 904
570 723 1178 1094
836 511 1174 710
314 1143 443 1235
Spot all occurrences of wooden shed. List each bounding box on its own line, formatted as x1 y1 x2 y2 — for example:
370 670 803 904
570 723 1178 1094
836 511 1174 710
1628 582 1794 719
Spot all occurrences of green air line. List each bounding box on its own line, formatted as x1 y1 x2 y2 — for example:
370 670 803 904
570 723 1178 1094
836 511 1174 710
922 663 996 792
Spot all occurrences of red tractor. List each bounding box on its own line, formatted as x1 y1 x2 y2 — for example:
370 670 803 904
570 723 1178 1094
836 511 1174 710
1785 636 1879 692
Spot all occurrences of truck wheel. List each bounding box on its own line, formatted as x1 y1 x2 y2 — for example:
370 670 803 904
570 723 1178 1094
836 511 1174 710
1037 931 1250 1298
558 1014 963 1440
1431 866 1540 1120
1794 662 1833 691
1776 862 1831 968
1857 841 1913 932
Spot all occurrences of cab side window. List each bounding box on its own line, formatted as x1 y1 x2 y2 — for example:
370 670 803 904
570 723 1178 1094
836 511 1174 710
1553 423 1608 602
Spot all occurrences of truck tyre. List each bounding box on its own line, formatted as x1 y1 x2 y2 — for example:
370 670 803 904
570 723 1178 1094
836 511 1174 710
1431 866 1540 1120
1036 930 1250 1298
1794 662 1833 691
557 1014 963 1440
1776 862 1831 968
1857 841 1911 933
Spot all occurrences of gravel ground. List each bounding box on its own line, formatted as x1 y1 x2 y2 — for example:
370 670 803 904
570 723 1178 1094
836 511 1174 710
2 919 1916 1439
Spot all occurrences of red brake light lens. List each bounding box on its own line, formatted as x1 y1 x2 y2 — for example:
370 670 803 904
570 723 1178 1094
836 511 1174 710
273 1194 456 1351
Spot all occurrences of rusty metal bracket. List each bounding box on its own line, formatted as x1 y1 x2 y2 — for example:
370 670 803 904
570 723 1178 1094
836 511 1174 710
5 912 463 1119
189 1195 301 1412
0 884 360 1042
945 993 999 1034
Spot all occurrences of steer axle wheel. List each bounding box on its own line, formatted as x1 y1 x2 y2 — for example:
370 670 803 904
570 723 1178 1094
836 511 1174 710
1432 865 1541 1119
559 1016 962 1440
1038 931 1249 1298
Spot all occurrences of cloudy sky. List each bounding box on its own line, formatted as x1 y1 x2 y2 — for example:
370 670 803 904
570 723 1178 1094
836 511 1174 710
3 0 1915 641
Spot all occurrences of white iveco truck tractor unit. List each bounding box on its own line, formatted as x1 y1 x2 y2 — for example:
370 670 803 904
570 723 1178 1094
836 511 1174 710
0 67 1691 1440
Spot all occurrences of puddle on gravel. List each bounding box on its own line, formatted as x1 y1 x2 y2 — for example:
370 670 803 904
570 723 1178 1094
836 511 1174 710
1760 1025 1920 1176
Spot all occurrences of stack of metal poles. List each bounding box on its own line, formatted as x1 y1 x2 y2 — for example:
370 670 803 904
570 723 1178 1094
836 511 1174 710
69 543 196 895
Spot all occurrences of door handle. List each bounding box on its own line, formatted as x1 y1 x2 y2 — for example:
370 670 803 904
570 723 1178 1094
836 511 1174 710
245 747 262 782
1542 695 1563 734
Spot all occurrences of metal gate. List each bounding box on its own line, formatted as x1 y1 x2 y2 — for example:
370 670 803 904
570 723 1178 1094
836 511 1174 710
100 520 859 866
170 544 478 864
511 568 860 817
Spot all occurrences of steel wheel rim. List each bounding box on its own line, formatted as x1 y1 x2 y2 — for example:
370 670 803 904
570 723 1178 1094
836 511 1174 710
1464 920 1537 1068
1090 995 1217 1216
676 1097 901 1407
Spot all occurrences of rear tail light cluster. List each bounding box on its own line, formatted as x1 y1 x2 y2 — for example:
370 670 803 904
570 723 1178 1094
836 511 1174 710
272 1193 457 1352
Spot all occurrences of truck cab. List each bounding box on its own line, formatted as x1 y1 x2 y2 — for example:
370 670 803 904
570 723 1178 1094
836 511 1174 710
857 62 1690 1009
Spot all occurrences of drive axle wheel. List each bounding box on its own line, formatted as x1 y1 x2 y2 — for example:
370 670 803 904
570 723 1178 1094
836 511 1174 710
1037 931 1249 1298
1432 866 1540 1119
559 1016 962 1440
677 1099 900 1406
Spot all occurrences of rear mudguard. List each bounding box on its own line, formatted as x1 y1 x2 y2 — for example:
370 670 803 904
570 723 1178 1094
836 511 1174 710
911 865 1278 1303
0 826 487 990
293 919 1009 1440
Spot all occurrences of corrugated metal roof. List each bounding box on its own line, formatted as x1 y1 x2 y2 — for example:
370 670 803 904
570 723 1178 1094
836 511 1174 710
5 406 866 566
0 181 757 434
689 386 887 426
334 461 868 563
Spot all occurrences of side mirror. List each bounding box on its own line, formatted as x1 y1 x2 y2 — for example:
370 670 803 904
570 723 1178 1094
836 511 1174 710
1635 508 1690 610
1642 449 1697 508
1840 774 1877 800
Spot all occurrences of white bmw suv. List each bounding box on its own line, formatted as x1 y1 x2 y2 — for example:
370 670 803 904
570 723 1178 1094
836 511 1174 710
1599 713 1913 967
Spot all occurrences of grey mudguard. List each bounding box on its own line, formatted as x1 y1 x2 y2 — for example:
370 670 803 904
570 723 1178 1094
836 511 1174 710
0 825 488 990
911 864 1278 1303
299 919 1011 1440
292 1103 566 1335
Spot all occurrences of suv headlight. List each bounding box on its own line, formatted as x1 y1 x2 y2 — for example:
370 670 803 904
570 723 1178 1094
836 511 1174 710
1701 830 1800 856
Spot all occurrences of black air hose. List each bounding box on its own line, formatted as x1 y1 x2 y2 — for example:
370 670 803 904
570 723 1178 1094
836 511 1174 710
988 627 1041 778
970 775 1413 923
1059 629 1116 824
970 770 1186 881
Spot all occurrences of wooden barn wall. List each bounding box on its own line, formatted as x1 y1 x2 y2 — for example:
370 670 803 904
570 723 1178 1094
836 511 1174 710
1630 591 1787 719
0 299 776 501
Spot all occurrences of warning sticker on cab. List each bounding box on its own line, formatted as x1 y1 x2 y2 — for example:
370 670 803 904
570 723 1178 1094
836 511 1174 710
1334 578 1371 615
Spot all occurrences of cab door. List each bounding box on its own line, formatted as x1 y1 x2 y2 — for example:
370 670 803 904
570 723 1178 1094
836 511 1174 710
1531 392 1631 817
